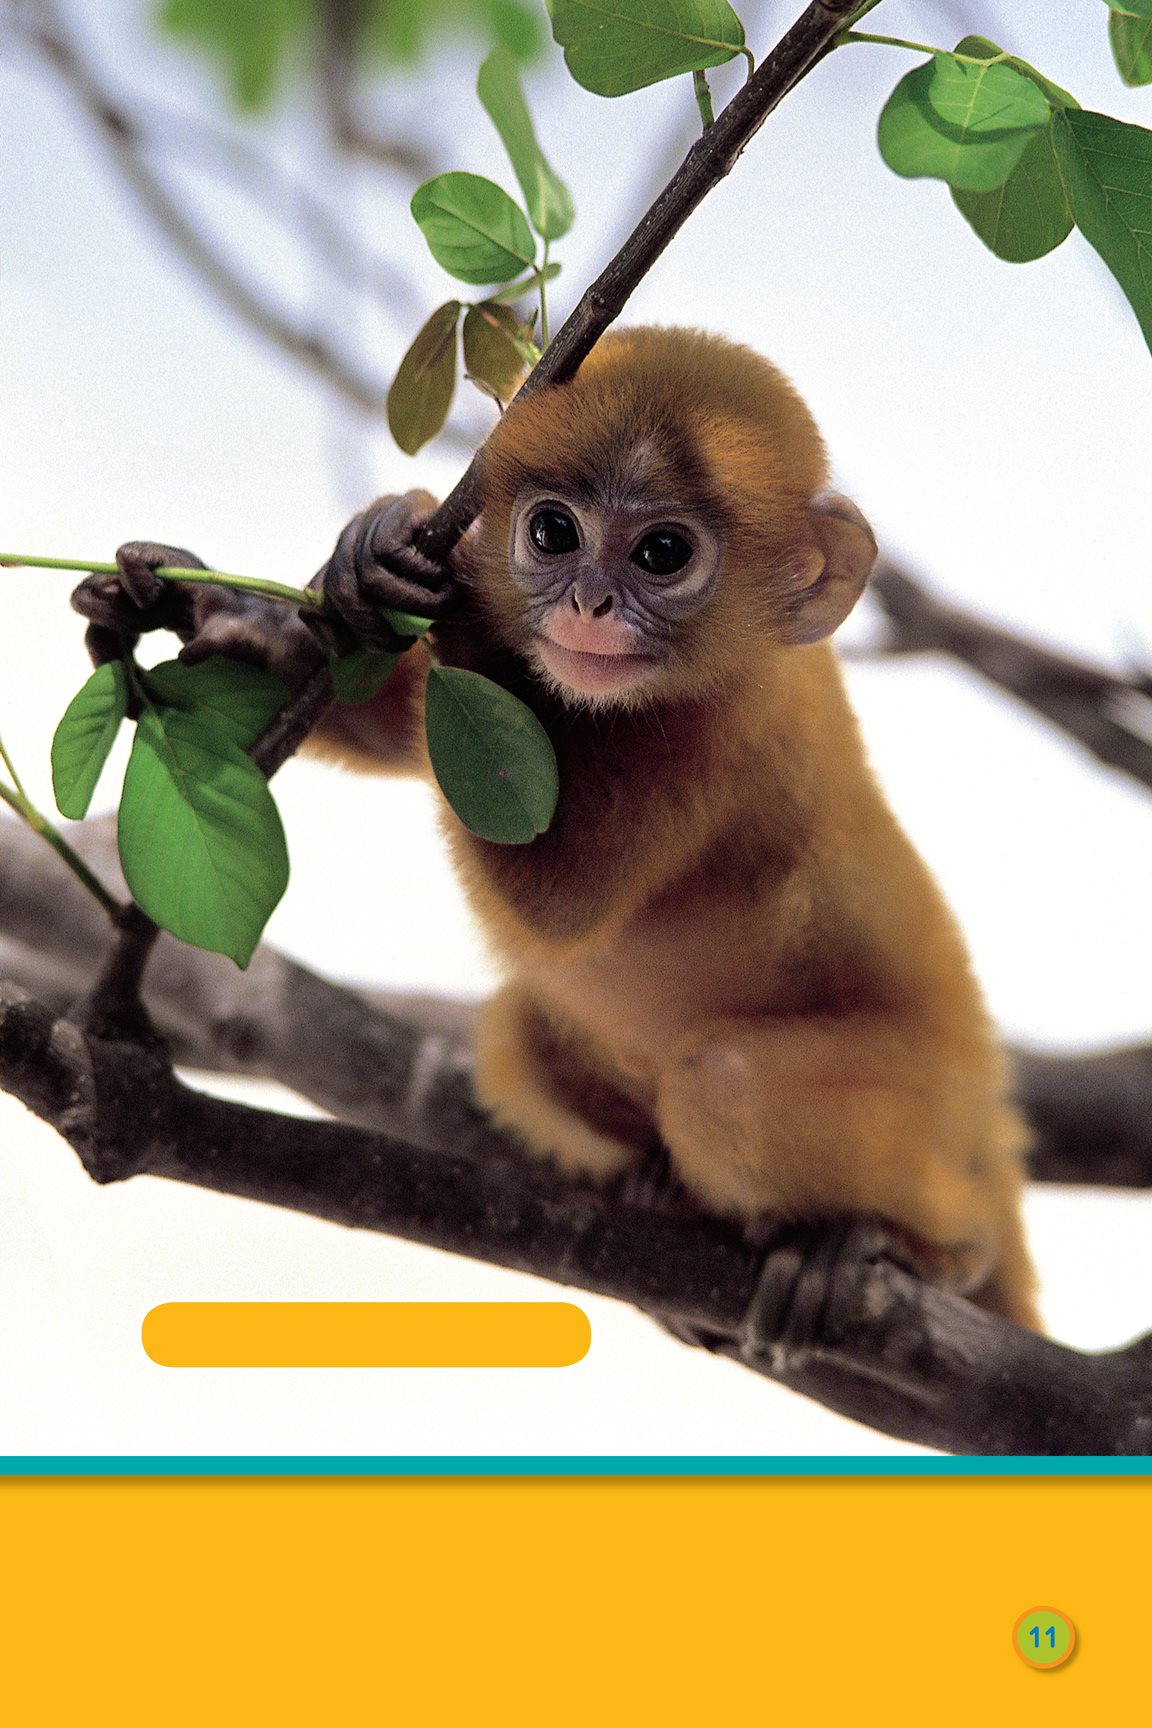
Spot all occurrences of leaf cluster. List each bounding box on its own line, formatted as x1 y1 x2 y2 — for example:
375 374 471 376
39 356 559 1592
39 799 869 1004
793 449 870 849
878 33 1152 353
47 598 558 967
389 51 573 453
52 657 290 968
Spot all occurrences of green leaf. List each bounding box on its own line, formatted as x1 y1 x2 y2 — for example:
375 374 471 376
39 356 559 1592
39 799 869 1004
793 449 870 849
156 0 309 111
1105 0 1152 19
953 125 1073 262
424 665 558 843
119 709 289 967
952 36 1078 112
141 657 288 748
387 301 462 456
51 661 129 821
411 174 536 286
878 52 1052 192
463 302 531 402
477 49 575 240
1052 109 1152 356
550 0 745 97
330 650 403 706
1110 11 1152 86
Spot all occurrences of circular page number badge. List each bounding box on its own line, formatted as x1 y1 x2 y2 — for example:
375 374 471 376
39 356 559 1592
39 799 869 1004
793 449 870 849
1013 1606 1076 1669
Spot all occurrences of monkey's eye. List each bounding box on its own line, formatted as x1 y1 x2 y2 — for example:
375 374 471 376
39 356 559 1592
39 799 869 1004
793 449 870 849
631 530 693 577
528 508 580 555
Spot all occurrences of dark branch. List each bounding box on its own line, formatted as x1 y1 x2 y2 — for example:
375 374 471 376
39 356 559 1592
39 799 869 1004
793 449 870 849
250 664 337 780
2 974 1150 1456
4 813 1152 1184
1017 1045 1152 1189
868 562 1152 793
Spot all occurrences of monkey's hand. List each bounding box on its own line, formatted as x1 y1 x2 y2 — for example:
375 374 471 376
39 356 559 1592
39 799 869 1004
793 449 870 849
72 541 323 686
312 491 458 651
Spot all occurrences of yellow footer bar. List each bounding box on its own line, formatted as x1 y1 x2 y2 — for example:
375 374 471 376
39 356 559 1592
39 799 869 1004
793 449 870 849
141 1302 591 1368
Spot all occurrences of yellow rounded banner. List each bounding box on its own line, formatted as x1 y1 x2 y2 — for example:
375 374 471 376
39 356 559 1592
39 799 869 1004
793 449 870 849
141 1301 591 1368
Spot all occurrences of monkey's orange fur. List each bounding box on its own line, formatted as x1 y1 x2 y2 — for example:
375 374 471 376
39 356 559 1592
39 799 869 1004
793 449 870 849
319 328 1039 1329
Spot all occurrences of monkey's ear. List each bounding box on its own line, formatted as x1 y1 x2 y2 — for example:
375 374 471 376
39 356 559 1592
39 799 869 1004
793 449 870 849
780 491 877 645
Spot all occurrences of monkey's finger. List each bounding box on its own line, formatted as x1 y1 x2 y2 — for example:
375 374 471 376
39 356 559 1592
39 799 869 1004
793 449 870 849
363 492 453 609
312 520 422 651
115 541 206 612
315 493 453 631
82 622 129 671
71 573 140 632
315 513 393 640
71 573 188 650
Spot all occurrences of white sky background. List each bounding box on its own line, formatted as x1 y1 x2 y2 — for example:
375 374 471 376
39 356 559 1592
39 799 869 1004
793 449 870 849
0 1 1149 1458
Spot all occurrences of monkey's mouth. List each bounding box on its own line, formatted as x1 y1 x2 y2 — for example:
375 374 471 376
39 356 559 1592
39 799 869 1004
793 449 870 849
533 636 660 698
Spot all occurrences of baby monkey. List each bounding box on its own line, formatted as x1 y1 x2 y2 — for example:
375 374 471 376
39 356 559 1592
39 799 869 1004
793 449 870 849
78 328 1038 1328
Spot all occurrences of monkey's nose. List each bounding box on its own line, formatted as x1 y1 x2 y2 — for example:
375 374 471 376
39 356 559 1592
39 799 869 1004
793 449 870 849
572 587 614 617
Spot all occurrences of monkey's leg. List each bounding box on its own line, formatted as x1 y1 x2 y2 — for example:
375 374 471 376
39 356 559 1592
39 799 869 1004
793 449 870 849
656 1015 1040 1328
474 987 654 1181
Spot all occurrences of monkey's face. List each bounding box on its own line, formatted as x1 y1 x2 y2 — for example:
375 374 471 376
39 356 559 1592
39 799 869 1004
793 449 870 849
472 328 876 709
503 489 723 704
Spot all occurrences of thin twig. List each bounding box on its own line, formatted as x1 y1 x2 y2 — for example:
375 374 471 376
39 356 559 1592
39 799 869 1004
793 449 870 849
316 0 434 176
416 0 867 566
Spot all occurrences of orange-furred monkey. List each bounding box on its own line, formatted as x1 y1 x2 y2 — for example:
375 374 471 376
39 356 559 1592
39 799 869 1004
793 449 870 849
83 328 1039 1328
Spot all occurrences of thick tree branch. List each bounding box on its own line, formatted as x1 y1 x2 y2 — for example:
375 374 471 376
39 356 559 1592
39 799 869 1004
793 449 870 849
868 562 1152 793
1016 1046 1152 1189
2 814 1151 1186
2 974 1150 1456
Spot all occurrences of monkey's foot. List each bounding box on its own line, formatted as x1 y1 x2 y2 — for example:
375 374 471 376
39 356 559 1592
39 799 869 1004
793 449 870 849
618 1143 710 1220
868 1221 996 1301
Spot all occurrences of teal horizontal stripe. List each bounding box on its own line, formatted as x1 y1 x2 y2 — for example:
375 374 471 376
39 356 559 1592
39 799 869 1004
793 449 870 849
1 1456 1149 1476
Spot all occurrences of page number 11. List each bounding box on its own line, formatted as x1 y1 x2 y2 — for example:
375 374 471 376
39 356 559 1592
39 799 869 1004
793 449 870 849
1013 1607 1076 1669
